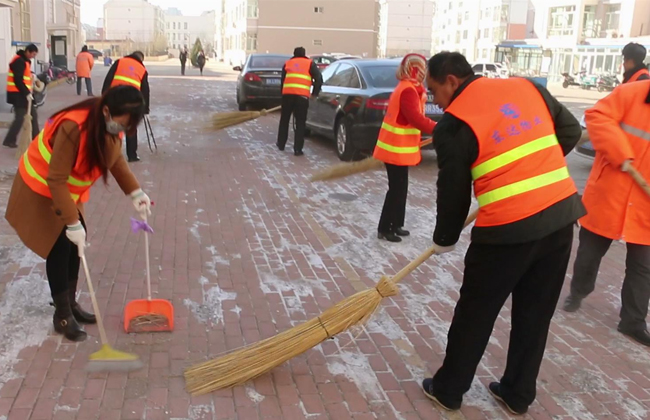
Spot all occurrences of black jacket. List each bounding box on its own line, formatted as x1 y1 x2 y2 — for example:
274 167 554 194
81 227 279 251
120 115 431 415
6 50 31 108
433 76 586 246
179 52 187 63
281 56 323 97
623 65 650 83
102 54 150 113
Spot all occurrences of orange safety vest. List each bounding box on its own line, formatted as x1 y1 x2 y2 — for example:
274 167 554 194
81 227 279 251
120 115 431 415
18 109 102 204
110 57 146 90
581 80 650 245
6 55 32 93
372 80 426 166
282 57 313 97
627 68 650 83
446 78 577 227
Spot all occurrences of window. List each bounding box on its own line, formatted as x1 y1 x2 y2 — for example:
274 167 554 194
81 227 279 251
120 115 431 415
548 6 575 37
326 63 360 88
314 7 324 13
486 64 497 72
463 29 468 40
582 5 597 37
483 28 489 38
19 0 30 42
501 5 509 22
184 22 188 30
464 11 469 21
456 31 461 43
173 33 176 40
360 65 398 88
313 39 323 46
173 22 176 29
166 22 170 29
246 34 258 51
457 12 462 25
248 0 259 18
321 63 340 84
604 4 620 31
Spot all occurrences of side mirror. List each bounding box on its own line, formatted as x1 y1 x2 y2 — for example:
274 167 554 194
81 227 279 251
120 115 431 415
233 66 242 72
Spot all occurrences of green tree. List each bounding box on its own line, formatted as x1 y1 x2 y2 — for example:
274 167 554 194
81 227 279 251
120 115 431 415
190 38 203 67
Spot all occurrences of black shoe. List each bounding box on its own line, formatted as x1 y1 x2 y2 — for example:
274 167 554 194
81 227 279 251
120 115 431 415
488 382 527 415
421 378 460 411
52 293 87 342
68 277 96 324
276 143 285 151
563 294 583 312
617 327 650 347
378 231 402 243
128 156 141 162
294 150 304 156
3 142 17 149
395 227 410 237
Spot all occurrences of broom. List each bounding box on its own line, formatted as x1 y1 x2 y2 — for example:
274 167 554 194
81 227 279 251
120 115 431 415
15 97 33 159
211 105 281 130
625 164 650 197
184 209 478 395
310 138 433 182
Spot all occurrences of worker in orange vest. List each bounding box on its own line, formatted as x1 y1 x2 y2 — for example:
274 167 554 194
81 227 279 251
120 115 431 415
5 86 152 341
373 54 436 242
563 82 650 346
102 51 150 162
621 43 649 83
420 52 584 415
277 47 322 156
3 44 39 149
76 45 95 96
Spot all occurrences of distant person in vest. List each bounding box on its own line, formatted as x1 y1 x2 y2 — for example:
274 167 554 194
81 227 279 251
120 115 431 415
373 54 436 243
420 52 584 415
621 43 649 83
276 47 323 156
76 45 95 96
3 44 39 149
102 51 150 162
180 47 188 76
563 82 650 346
4 85 153 342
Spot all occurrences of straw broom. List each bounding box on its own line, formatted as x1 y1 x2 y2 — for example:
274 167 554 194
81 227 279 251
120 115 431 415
184 209 478 395
310 138 433 182
15 97 33 159
211 105 281 130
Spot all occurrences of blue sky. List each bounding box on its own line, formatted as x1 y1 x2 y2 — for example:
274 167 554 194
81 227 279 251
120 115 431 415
81 0 217 25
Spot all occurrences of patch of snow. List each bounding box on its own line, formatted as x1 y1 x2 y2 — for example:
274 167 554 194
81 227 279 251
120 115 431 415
187 404 215 420
555 396 598 420
184 278 237 326
54 405 79 412
246 387 265 404
327 351 383 401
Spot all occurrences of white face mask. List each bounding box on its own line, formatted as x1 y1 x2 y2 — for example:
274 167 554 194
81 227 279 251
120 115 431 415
105 115 126 135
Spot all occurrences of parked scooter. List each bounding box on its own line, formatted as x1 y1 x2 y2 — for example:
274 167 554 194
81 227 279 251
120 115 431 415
561 71 585 88
46 61 77 85
597 74 620 92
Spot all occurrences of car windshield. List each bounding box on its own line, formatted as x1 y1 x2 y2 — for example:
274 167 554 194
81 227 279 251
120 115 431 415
361 65 399 88
249 56 288 69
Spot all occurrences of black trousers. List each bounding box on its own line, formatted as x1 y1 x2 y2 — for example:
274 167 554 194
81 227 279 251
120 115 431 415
126 131 138 160
378 164 409 233
76 77 93 96
277 94 309 153
46 219 86 299
181 61 186 75
570 227 650 331
3 105 39 147
430 223 574 410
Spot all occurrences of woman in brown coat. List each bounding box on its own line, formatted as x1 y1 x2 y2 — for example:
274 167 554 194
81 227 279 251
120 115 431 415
5 85 152 341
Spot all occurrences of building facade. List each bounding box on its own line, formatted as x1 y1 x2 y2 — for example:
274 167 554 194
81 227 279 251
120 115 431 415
222 0 257 66
104 0 165 52
378 0 434 58
165 8 221 58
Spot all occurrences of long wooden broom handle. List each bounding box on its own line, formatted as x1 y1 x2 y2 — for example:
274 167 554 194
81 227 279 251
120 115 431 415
144 215 152 301
261 105 282 115
627 166 650 197
80 254 109 346
420 138 433 148
390 209 479 285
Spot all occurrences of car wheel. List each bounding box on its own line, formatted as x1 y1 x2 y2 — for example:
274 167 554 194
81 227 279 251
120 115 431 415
335 117 355 161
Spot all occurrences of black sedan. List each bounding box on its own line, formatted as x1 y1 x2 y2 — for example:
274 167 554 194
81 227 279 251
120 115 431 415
235 54 290 111
305 59 444 160
575 114 595 159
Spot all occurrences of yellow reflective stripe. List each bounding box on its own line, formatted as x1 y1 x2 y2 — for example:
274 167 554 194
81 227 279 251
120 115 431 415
7 73 30 80
476 167 571 207
381 122 420 136
113 75 141 88
67 177 93 187
283 83 310 91
375 140 420 154
37 130 93 187
8 72 13 76
7 82 16 87
22 152 48 187
471 135 559 179
286 73 311 81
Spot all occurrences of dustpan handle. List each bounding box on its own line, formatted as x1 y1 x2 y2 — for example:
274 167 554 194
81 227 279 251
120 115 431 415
144 214 152 301
390 209 479 285
80 253 109 346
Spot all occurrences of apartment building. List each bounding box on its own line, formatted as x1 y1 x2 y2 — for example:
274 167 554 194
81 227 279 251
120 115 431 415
165 8 221 58
104 0 165 44
222 0 254 66
378 0 434 58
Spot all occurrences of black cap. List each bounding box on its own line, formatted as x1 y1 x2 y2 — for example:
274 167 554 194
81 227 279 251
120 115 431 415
294 47 306 57
623 42 647 66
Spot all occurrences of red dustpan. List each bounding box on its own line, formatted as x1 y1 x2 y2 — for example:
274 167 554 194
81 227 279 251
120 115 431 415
124 216 174 333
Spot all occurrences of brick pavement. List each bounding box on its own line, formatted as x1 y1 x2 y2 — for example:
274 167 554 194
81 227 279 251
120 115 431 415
0 63 648 420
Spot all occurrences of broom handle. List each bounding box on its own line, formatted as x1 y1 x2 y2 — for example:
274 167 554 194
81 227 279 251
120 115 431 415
390 209 479 285
266 105 281 113
80 254 109 346
627 166 650 197
144 215 152 301
420 138 433 148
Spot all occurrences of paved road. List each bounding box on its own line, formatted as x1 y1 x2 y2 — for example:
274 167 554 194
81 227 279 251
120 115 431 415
0 61 646 420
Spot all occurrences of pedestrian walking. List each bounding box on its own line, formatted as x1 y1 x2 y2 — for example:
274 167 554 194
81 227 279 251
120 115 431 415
4 85 152 342
180 48 188 76
374 54 436 243
420 52 584 415
102 51 150 162
563 80 650 346
276 47 322 156
3 44 39 149
76 45 95 96
197 51 206 76
621 43 649 83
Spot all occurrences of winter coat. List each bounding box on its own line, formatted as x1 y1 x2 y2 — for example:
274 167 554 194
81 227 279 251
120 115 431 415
197 54 206 68
76 51 94 78
5 120 140 258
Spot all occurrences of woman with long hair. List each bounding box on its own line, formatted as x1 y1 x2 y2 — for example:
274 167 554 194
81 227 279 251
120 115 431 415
373 54 437 242
5 85 152 341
